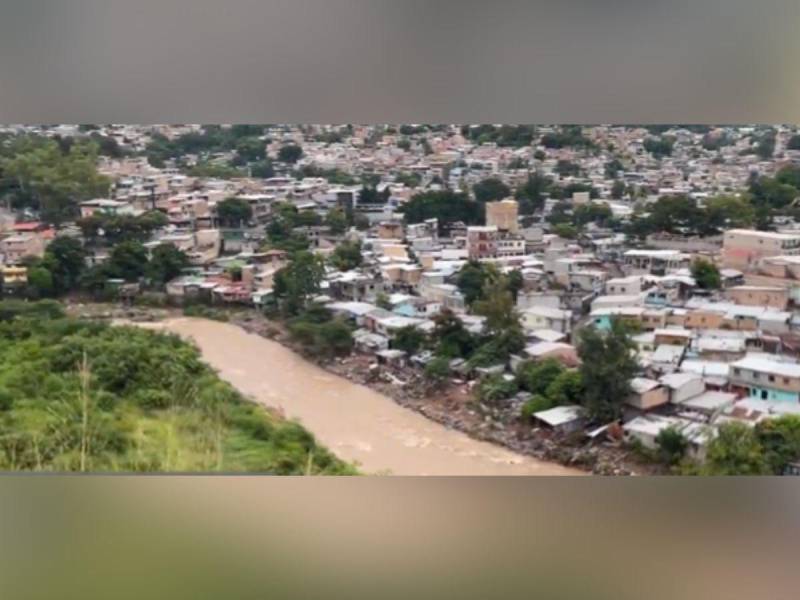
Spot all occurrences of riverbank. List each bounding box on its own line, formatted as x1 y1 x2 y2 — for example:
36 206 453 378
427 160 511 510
71 302 644 474
131 315 582 475
229 312 647 475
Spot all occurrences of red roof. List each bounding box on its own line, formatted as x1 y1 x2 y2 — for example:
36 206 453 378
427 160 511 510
13 222 43 232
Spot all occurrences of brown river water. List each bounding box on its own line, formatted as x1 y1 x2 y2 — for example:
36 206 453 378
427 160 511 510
138 317 581 475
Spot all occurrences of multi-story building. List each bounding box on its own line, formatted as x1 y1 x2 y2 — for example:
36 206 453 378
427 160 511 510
727 285 790 310
730 356 800 402
485 199 519 234
722 229 800 270
466 226 498 260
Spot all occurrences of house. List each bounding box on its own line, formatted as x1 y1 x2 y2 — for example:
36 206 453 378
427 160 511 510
727 285 790 310
622 249 691 275
659 372 706 404
623 415 714 461
676 390 737 416
532 405 585 434
654 328 692 347
650 344 686 374
729 356 800 402
523 342 580 367
722 229 800 270
0 234 46 263
626 377 669 410
466 226 498 259
79 198 136 218
485 199 519 233
520 305 572 334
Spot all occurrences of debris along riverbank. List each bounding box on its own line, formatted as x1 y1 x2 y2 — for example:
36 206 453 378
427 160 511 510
229 311 648 475
72 302 641 474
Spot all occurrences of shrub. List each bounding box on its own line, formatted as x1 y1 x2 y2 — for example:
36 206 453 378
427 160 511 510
655 427 689 466
520 395 553 421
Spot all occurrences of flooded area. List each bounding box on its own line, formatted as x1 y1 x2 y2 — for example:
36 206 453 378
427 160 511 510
141 317 582 475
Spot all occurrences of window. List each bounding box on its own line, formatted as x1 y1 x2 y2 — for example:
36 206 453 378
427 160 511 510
785 378 791 385
769 375 775 382
733 368 741 376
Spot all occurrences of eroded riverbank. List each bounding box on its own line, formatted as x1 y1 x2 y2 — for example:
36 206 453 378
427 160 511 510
139 317 582 475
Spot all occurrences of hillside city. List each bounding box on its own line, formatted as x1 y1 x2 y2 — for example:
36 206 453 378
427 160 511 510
3 123 800 474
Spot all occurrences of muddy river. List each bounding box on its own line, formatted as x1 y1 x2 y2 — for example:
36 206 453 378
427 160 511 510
141 317 581 475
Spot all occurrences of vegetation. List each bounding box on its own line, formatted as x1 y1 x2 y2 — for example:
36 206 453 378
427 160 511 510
277 145 303 164
691 259 721 290
643 136 675 158
216 197 253 227
401 190 483 232
78 211 168 246
0 301 353 473
329 240 363 271
391 326 427 355
286 305 353 359
272 251 325 315
0 136 111 223
577 319 638 422
461 125 537 147
473 178 511 203
655 427 689 466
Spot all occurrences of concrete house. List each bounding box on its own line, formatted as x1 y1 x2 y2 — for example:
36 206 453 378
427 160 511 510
730 356 800 402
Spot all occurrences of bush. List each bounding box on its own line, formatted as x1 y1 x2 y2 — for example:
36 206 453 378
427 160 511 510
655 427 689 466
520 395 553 420
516 359 564 396
182 304 229 322
424 357 450 384
477 374 518 404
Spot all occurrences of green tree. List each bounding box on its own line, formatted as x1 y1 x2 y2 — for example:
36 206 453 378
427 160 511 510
146 244 189 287
431 309 478 358
755 415 800 474
473 277 519 333
786 134 800 151
325 208 348 234
392 326 426 355
577 319 638 422
552 223 578 239
611 179 626 199
234 136 266 162
42 235 87 294
544 369 584 406
424 357 450 385
456 261 495 306
691 259 721 290
250 160 275 178
26 265 55 298
554 160 580 177
704 195 755 230
643 136 675 158
515 173 551 214
703 422 769 475
473 177 511 203
655 427 689 466
521 395 553 420
401 190 483 232
277 145 303 164
106 241 149 282
330 240 363 271
273 251 325 315
477 374 518 404
216 197 253 227
517 359 565 396
1 138 111 224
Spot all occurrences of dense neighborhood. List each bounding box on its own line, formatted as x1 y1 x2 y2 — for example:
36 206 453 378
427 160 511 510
4 123 800 474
